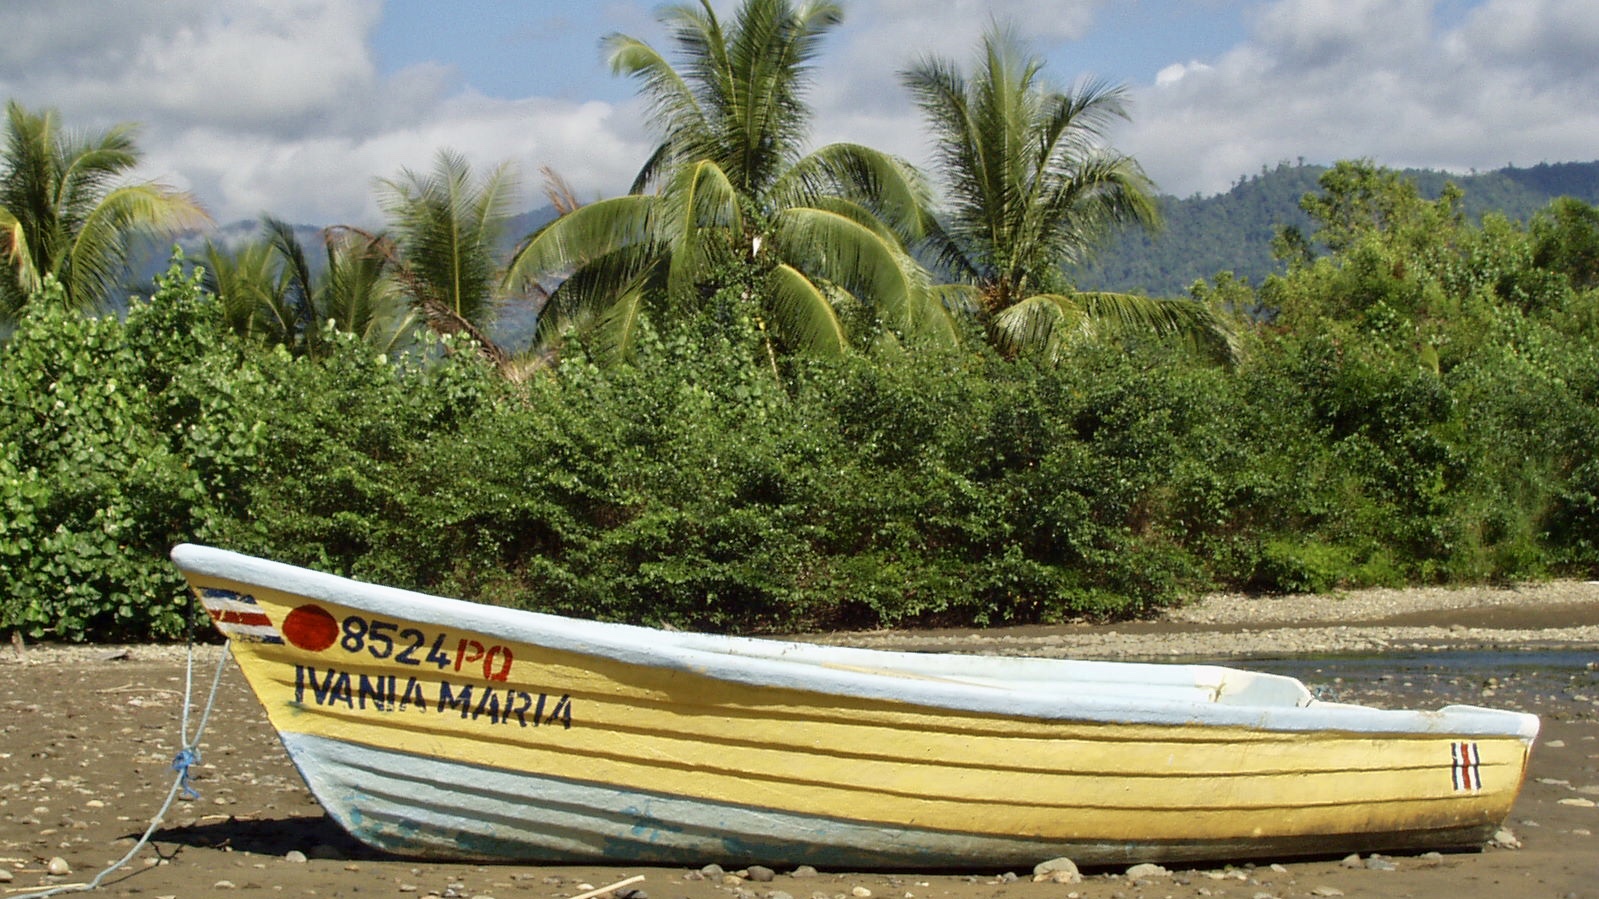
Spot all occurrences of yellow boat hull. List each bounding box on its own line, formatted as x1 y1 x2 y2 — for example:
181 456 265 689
173 545 1537 866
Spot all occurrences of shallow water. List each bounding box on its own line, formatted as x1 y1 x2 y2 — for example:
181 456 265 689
1243 648 1597 675
1237 649 1598 709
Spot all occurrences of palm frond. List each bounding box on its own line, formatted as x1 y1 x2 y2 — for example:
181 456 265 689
321 226 416 353
604 28 707 186
1 101 208 316
259 215 318 341
994 290 1239 365
989 293 1089 362
658 159 742 304
541 165 583 215
533 240 664 346
504 194 659 293
1076 291 1240 364
772 143 930 243
761 261 847 355
0 206 39 305
203 238 293 343
62 181 206 313
770 205 920 331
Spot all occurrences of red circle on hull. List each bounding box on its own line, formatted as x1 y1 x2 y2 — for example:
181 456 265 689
282 604 339 652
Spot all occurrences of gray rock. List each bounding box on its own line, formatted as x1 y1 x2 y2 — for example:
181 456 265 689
46 857 71 876
1339 854 1363 869
284 849 307 864
1492 827 1522 849
1032 856 1081 882
747 865 776 882
701 864 726 877
789 866 819 879
1127 863 1170 879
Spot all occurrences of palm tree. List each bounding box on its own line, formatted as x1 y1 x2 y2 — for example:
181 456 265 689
203 234 297 344
504 0 952 366
0 101 206 323
318 226 418 354
377 149 518 364
203 217 416 356
902 30 1237 363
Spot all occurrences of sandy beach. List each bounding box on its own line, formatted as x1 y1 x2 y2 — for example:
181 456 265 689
3 580 1597 899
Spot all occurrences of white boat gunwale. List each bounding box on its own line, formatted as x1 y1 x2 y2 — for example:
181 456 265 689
171 543 1539 739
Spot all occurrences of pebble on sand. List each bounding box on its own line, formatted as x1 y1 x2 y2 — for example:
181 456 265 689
1493 827 1523 849
1032 857 1081 883
45 857 71 876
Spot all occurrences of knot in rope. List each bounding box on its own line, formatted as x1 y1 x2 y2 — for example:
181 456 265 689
171 747 202 799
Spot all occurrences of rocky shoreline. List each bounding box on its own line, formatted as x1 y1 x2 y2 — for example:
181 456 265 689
10 578 1599 666
801 578 1599 660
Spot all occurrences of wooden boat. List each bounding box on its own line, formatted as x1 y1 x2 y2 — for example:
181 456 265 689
172 543 1539 868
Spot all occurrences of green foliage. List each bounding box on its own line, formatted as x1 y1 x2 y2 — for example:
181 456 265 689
1531 196 1599 291
6 162 1599 641
0 259 250 639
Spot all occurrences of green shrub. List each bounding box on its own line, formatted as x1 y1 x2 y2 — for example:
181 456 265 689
0 264 245 639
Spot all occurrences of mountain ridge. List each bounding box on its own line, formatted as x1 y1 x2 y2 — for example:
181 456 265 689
1070 160 1599 297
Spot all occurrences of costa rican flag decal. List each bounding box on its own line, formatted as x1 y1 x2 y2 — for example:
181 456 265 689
200 588 284 644
1451 741 1483 791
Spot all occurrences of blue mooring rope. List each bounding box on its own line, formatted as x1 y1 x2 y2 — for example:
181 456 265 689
11 639 232 899
170 747 202 799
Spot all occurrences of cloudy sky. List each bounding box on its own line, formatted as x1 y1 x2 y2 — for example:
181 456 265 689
4 0 1595 227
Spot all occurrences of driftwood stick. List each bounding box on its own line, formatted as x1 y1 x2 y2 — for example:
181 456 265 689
568 874 646 899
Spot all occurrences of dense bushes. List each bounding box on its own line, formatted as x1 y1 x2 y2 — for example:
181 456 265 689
4 183 1599 642
0 264 251 639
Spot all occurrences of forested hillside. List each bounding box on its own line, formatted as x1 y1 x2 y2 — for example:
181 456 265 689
1073 160 1599 297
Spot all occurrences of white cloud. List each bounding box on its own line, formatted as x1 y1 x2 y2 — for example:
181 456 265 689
1155 61 1213 87
1121 0 1599 197
5 0 1594 226
0 0 652 225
